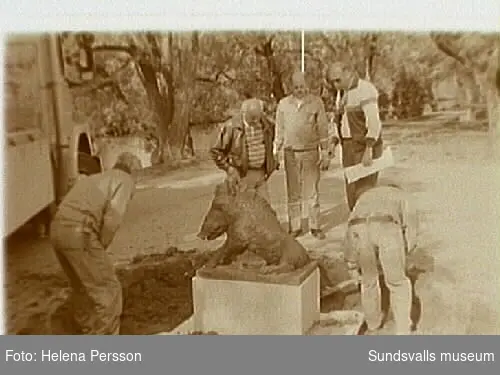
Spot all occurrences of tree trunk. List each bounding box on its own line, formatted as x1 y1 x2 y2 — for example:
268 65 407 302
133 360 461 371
430 34 499 157
136 56 171 163
166 32 200 161
463 86 476 122
486 88 499 138
365 33 377 81
483 48 500 158
255 36 285 101
456 68 480 122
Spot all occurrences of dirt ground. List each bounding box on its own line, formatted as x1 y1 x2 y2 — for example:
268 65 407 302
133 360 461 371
6 246 352 335
9 248 212 335
4 114 500 335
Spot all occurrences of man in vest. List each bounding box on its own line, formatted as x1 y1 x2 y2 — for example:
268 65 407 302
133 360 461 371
326 62 384 211
50 152 142 335
274 71 332 240
343 184 420 335
210 98 279 204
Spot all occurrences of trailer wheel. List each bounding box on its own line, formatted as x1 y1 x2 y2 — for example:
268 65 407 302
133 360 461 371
78 152 101 176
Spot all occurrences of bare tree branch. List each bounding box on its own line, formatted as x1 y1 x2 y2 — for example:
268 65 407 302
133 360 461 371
496 48 500 93
319 33 338 55
69 58 134 95
189 115 231 127
255 45 265 56
195 76 217 84
93 45 136 56
430 33 473 69
195 70 236 84
278 49 323 65
231 49 252 72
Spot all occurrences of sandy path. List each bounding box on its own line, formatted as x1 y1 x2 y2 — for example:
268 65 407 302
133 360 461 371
4 123 499 334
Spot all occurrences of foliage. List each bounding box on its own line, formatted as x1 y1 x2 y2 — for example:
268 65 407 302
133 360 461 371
57 30 497 156
391 69 429 119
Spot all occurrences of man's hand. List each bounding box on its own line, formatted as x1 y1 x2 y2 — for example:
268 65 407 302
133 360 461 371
362 147 373 166
318 150 331 171
273 143 283 165
328 140 338 159
346 261 361 283
101 231 114 249
225 166 241 196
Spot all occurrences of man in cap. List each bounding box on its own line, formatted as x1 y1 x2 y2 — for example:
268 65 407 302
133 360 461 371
274 71 331 239
343 183 420 335
50 152 142 335
325 62 384 211
210 98 278 204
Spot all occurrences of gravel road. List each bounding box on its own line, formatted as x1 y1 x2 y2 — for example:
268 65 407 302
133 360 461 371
4 119 499 335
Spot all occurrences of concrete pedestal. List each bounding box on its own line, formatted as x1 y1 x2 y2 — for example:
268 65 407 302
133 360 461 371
192 261 320 335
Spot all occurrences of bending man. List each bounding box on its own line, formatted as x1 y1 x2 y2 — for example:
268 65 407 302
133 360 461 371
50 152 142 335
343 184 419 335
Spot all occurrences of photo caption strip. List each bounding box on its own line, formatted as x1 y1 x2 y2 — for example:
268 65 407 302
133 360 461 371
1 336 499 375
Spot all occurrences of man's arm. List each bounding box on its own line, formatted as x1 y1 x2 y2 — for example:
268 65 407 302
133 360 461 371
316 97 330 152
343 226 361 281
360 83 382 147
209 122 233 172
401 195 418 254
327 113 340 156
273 100 285 153
262 114 276 142
101 177 135 248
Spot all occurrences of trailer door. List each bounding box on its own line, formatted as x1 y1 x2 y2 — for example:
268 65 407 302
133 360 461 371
4 35 55 236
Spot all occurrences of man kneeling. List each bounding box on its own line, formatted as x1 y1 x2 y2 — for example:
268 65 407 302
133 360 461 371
343 183 419 335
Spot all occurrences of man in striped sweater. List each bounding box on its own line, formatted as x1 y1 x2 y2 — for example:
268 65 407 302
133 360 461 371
210 98 278 204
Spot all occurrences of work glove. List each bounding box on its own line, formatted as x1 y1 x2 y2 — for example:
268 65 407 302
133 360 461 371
225 166 241 196
318 149 331 171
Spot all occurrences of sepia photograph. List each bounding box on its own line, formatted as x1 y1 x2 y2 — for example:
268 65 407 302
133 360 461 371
2 29 499 336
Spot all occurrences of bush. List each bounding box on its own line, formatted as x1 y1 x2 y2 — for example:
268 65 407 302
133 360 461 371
378 90 390 121
391 69 428 119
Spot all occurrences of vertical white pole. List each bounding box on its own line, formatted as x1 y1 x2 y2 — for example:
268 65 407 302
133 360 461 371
301 30 305 72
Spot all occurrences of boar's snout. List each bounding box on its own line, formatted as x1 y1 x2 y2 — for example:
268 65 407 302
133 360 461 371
197 206 227 241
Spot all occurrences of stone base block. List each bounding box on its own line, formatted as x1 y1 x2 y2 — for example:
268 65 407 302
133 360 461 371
192 261 320 335
158 310 365 335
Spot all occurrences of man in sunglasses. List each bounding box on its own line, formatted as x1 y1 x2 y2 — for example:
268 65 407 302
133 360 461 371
325 62 384 211
274 71 331 240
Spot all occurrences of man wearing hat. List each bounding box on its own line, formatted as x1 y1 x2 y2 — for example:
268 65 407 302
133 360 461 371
210 98 278 204
49 152 142 335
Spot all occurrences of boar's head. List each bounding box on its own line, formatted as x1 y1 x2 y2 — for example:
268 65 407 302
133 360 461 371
197 183 232 240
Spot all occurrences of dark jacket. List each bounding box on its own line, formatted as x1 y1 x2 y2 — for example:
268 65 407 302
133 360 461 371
210 112 279 179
